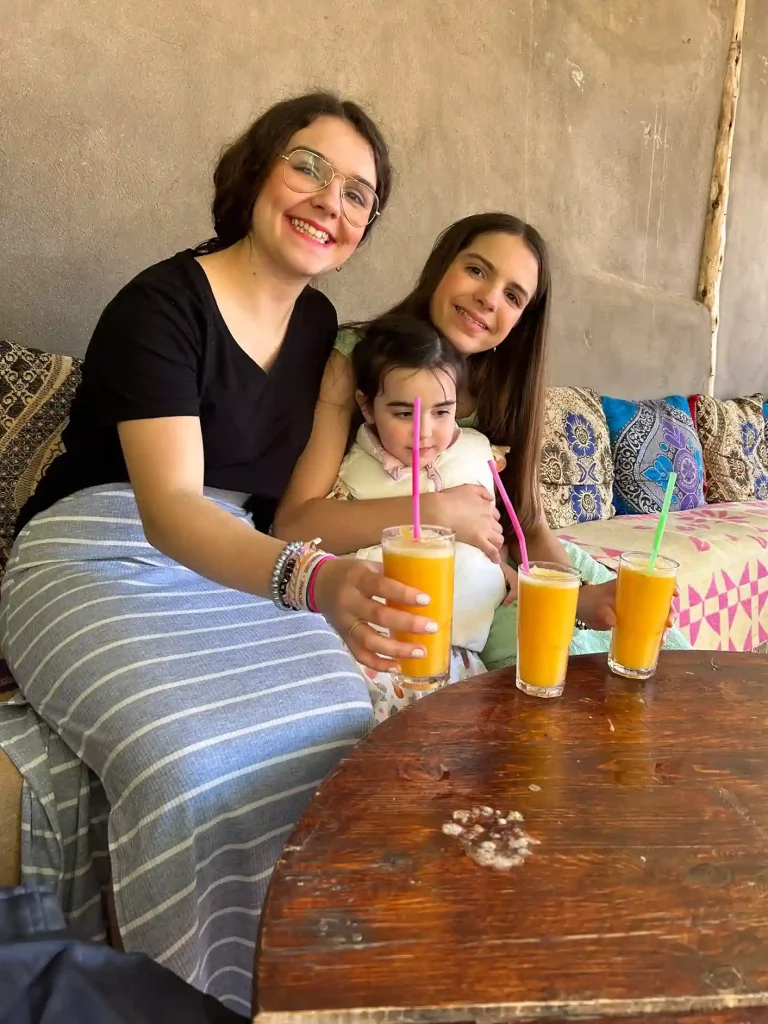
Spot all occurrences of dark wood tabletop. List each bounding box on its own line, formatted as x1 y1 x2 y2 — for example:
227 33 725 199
254 651 768 1023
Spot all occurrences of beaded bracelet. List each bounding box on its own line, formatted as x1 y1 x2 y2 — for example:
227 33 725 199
271 540 304 610
271 538 336 612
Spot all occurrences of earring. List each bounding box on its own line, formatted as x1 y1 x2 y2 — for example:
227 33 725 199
335 266 342 273
493 346 497 353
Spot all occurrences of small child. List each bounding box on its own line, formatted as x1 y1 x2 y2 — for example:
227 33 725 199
328 313 516 721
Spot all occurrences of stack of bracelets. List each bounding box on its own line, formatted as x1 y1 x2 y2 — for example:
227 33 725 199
270 538 337 612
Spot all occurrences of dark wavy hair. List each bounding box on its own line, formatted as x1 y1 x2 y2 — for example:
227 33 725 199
361 213 551 535
196 91 392 254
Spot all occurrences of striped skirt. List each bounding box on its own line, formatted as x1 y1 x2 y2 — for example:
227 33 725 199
0 484 373 1015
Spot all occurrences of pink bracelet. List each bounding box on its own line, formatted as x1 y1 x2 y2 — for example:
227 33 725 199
307 554 336 613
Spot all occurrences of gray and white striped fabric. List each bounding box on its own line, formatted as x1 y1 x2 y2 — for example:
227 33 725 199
0 484 373 1015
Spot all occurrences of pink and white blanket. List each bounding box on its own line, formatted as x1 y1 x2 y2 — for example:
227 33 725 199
558 502 768 652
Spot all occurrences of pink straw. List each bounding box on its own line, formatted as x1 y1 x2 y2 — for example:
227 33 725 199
412 397 422 539
488 459 529 572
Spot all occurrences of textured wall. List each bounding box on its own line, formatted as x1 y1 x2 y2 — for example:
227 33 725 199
0 0 750 399
716 1 768 398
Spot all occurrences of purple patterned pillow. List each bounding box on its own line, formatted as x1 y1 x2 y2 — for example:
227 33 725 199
601 395 705 515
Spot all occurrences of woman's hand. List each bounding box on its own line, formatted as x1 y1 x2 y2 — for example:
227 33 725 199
427 484 504 562
576 580 618 631
312 557 438 674
576 580 679 632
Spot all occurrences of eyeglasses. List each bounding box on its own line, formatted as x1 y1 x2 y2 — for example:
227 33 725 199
281 149 380 229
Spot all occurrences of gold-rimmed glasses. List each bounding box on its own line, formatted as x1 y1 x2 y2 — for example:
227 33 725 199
281 148 379 229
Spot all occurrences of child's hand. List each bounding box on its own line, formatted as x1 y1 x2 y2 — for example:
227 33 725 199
501 563 518 605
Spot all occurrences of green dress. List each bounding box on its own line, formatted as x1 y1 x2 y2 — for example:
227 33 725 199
332 330 691 671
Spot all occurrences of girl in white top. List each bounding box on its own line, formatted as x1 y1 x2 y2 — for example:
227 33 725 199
329 312 517 720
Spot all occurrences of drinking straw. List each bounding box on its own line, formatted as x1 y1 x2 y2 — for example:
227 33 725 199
412 397 422 540
648 472 677 570
488 459 529 573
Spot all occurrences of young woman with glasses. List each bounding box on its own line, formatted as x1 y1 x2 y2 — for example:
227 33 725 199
0 92 434 1011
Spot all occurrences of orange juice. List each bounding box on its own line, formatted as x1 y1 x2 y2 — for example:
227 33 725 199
381 526 455 689
609 552 678 680
516 562 581 698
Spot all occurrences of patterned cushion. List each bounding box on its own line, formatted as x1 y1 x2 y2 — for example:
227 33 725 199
602 395 705 516
0 340 82 573
539 387 614 529
694 393 768 504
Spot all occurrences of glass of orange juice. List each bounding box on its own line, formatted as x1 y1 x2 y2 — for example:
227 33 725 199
516 562 581 698
608 551 679 680
381 526 455 690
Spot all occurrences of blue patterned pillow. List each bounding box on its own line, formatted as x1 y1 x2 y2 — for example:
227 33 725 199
601 395 705 516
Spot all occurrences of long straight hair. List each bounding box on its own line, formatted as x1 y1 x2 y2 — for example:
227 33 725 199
382 213 551 534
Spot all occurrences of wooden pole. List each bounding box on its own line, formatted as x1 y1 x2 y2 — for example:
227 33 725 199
698 0 747 397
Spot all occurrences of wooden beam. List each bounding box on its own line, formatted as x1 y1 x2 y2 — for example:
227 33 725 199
698 0 747 397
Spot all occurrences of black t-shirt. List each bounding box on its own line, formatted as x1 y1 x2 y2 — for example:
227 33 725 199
18 250 337 535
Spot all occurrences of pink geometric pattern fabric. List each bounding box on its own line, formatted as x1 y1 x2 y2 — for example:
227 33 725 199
558 501 768 652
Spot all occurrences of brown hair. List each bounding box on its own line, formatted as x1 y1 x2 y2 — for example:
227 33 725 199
196 92 392 254
352 311 465 409
384 213 551 535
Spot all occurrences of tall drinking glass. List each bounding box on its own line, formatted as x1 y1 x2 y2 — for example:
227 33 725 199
516 562 581 698
609 551 679 680
381 526 455 691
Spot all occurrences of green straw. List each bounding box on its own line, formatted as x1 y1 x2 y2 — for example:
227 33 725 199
648 472 677 570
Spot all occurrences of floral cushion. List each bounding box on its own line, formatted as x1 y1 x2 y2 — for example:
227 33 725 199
601 395 705 516
694 393 768 504
539 387 614 529
0 340 82 574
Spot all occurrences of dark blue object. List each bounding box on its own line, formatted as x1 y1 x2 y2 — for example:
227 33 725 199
0 886 246 1024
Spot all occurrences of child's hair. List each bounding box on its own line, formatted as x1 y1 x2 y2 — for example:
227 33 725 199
351 312 466 410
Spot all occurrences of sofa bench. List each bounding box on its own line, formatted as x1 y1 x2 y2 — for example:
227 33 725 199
1 340 767 891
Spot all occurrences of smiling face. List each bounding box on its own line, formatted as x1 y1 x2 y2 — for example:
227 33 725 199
428 231 541 356
358 365 459 468
249 115 377 279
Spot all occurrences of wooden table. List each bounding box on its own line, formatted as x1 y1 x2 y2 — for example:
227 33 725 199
255 651 768 1023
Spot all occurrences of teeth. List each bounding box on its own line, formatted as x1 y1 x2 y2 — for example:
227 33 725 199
456 306 487 330
290 218 331 244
